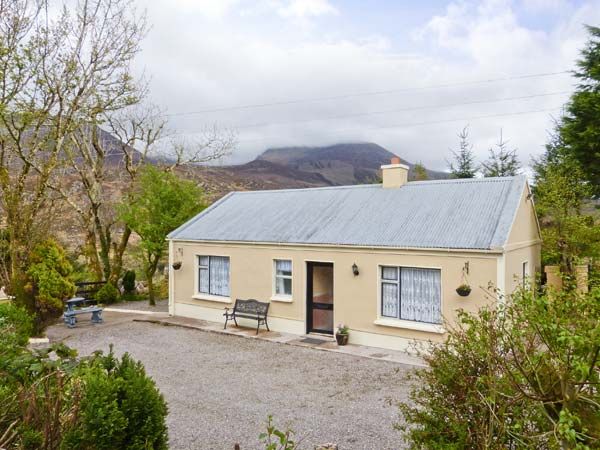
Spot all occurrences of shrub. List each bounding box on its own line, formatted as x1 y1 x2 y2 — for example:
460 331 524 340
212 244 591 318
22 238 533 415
397 285 600 449
63 348 168 449
0 342 167 450
95 283 120 305
0 303 33 347
13 239 76 333
122 270 136 294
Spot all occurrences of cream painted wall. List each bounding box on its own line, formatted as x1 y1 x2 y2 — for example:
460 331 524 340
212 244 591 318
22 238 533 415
504 183 542 295
169 241 501 343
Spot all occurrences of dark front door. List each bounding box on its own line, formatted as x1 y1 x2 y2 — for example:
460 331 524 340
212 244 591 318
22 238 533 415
307 262 334 334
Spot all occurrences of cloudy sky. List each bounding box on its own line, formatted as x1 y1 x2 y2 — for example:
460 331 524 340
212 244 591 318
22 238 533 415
133 0 600 170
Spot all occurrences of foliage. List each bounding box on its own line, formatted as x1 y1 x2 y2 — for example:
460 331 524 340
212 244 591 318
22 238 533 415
63 348 168 450
14 239 76 333
0 327 168 450
122 270 137 294
481 130 521 177
336 323 349 335
95 283 121 305
398 285 600 449
0 303 33 348
533 138 600 269
119 165 205 305
412 162 429 181
259 415 297 450
447 126 477 178
559 25 600 194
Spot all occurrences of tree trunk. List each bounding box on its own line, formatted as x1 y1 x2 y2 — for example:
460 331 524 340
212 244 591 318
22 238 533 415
109 225 132 285
146 253 160 306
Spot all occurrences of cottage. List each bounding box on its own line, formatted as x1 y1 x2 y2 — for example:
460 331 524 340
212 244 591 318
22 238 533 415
167 159 541 351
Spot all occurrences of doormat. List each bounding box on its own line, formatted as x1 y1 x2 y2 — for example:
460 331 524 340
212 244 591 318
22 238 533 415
299 337 327 345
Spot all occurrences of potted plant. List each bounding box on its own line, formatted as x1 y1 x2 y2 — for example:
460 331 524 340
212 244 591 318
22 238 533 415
456 284 472 297
172 261 182 270
335 323 349 346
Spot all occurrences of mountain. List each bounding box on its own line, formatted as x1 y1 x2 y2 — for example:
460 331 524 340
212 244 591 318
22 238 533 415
187 142 449 200
256 142 448 185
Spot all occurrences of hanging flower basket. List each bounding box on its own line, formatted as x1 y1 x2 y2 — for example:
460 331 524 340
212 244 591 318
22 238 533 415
456 284 471 297
172 261 182 270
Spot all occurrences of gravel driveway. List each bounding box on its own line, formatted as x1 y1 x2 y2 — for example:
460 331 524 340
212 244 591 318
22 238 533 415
47 312 414 450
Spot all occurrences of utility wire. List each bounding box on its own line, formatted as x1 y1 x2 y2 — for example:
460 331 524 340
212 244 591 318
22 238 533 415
235 106 564 144
167 70 571 116
233 90 569 129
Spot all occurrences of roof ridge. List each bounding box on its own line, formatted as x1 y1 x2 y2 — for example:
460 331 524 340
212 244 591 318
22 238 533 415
229 175 525 195
232 183 381 195
406 175 524 186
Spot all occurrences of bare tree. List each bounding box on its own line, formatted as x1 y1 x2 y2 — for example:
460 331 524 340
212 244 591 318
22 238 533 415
0 0 146 288
53 104 235 283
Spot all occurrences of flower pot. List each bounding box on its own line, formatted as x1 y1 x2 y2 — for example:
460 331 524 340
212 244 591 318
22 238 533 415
172 261 182 270
456 285 471 297
335 333 349 346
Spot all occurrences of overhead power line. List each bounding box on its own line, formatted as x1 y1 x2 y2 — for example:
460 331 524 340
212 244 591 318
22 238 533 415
167 70 571 116
235 106 564 144
233 90 569 129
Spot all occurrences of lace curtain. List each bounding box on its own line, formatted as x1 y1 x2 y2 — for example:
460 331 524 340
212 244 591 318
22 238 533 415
198 256 230 297
381 266 441 324
400 268 441 324
275 260 292 295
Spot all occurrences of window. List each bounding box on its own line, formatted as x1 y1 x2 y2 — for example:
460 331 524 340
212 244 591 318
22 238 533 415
381 266 441 324
198 256 230 297
522 261 529 284
274 259 292 297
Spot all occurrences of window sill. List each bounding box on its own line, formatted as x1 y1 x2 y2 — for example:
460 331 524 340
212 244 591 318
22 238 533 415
192 294 232 304
270 295 293 303
374 318 445 334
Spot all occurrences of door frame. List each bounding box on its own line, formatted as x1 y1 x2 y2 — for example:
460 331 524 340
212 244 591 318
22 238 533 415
306 261 334 335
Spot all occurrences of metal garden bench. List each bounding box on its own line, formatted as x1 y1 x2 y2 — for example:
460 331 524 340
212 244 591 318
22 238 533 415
223 299 270 334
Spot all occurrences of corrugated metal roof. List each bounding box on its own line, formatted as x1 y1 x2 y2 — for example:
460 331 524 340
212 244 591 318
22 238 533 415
168 176 527 250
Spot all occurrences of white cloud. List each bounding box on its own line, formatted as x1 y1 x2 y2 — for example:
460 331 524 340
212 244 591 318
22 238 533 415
277 0 338 18
134 0 600 170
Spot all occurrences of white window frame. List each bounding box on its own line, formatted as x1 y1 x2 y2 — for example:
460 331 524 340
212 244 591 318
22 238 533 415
193 255 231 303
272 259 293 302
378 265 442 325
522 260 529 285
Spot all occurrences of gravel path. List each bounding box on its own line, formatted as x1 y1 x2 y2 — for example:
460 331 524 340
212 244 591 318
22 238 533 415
47 312 414 449
108 298 168 312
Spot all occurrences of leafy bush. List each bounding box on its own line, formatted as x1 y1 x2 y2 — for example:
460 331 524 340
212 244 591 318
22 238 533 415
122 270 136 294
63 348 168 449
95 283 120 305
0 338 168 449
0 303 33 347
398 285 600 449
13 239 76 333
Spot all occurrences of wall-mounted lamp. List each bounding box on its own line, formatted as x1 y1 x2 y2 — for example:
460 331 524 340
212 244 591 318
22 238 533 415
352 263 359 276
